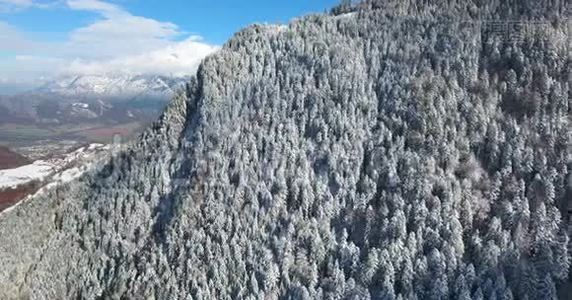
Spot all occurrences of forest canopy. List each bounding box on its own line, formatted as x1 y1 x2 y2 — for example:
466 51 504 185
0 0 569 299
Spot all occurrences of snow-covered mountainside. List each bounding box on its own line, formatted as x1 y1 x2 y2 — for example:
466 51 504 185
0 144 109 213
0 144 108 191
0 0 569 299
36 74 188 100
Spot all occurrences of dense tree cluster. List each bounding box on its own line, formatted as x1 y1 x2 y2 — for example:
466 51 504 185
0 0 569 299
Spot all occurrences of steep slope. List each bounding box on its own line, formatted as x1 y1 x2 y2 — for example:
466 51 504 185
0 0 570 299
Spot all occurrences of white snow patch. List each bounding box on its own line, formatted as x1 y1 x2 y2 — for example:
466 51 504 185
88 143 106 150
0 161 55 189
335 12 357 19
53 166 85 184
0 143 108 190
268 24 288 33
0 143 110 218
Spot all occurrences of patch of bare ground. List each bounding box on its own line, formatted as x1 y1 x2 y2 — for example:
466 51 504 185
0 146 30 170
0 181 41 213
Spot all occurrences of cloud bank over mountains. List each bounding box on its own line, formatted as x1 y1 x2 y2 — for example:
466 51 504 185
0 0 219 90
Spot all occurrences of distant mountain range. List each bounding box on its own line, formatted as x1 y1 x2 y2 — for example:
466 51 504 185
0 74 188 125
36 74 188 99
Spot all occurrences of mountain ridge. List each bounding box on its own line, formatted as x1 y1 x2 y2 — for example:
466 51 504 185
35 74 189 99
0 74 190 127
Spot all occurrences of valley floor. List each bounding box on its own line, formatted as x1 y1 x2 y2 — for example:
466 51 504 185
0 143 109 213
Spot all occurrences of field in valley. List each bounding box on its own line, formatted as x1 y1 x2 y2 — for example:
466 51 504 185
0 121 145 212
0 121 147 147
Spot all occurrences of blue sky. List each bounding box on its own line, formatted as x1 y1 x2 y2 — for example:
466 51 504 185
0 0 339 92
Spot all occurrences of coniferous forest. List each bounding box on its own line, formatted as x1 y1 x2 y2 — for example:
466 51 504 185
0 0 570 299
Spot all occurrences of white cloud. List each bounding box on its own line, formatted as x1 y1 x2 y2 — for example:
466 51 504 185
0 0 33 11
65 37 219 76
0 0 218 88
0 0 32 6
14 54 37 60
0 22 61 83
0 21 40 50
65 15 181 59
0 0 58 12
61 0 217 62
66 0 120 16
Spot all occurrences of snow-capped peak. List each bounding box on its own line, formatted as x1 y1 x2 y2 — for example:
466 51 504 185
36 74 188 99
